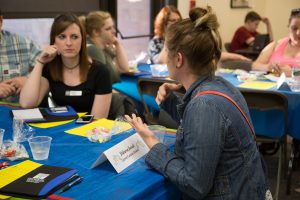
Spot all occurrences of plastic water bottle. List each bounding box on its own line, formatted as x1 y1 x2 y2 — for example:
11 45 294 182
291 60 300 92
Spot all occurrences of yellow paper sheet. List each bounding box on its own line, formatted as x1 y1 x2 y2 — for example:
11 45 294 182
65 118 132 137
0 194 10 199
0 160 42 188
29 113 86 128
239 81 276 90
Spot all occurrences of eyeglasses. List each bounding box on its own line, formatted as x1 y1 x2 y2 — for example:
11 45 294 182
291 8 300 16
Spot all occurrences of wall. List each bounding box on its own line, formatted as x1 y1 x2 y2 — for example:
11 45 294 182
264 0 299 40
178 0 299 48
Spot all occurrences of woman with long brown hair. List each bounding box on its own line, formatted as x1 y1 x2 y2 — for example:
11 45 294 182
20 13 112 118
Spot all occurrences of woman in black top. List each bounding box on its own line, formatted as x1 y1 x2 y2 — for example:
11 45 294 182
20 13 112 118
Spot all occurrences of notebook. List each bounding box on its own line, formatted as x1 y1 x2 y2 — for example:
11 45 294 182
252 34 270 51
10 106 78 123
0 160 78 198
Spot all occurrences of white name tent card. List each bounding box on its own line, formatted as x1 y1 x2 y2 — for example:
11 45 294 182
91 133 150 173
276 72 286 89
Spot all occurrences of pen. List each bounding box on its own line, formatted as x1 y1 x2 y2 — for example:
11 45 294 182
59 176 83 193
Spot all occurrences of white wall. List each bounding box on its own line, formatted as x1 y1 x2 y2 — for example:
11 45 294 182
178 0 299 48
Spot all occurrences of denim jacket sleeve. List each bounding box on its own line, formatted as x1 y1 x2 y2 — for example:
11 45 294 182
146 97 229 199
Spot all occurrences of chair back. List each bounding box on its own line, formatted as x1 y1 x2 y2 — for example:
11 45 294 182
240 88 288 138
137 77 184 128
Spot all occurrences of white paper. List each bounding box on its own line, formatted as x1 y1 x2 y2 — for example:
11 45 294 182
12 108 44 121
91 133 150 173
276 73 286 89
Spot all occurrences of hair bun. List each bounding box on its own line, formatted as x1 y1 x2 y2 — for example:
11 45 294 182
190 6 219 31
189 7 208 22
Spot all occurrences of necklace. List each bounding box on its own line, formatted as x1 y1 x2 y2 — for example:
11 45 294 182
63 62 79 70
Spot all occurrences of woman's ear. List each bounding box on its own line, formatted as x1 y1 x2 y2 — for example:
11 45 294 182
92 29 100 37
176 52 184 68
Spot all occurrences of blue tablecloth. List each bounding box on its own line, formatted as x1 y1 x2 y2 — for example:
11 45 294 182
0 105 180 199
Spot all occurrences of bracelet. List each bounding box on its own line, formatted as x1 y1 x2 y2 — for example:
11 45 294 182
36 59 46 65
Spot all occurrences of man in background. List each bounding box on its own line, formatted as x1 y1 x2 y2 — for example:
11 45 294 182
230 11 273 52
0 9 41 102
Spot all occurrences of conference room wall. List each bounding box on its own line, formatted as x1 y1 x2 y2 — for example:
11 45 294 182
178 0 299 49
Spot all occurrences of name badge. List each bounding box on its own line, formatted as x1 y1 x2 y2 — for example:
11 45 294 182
65 90 82 96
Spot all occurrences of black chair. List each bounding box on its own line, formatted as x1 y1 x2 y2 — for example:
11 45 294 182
240 89 288 200
137 77 185 129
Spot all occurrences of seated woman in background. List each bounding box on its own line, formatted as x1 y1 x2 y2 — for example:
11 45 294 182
19 13 112 119
126 6 270 199
148 5 182 64
80 11 128 84
252 8 300 77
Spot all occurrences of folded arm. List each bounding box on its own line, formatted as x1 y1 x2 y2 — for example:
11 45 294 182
252 42 276 72
19 45 57 108
90 93 112 119
19 62 49 108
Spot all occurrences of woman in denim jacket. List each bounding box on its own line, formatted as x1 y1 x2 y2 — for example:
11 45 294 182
126 6 271 200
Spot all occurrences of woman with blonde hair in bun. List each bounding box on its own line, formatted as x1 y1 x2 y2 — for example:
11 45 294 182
126 6 271 200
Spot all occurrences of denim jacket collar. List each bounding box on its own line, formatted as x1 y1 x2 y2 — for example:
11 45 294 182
177 74 214 118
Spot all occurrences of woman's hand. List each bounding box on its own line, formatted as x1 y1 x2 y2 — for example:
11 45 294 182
156 83 182 105
9 76 28 94
0 81 17 98
269 63 292 77
279 64 292 77
261 17 271 25
125 114 160 149
38 45 59 65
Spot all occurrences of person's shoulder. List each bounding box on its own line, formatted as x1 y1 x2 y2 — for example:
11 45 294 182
235 26 248 33
90 60 110 73
3 30 27 40
277 37 289 45
1 30 19 41
2 29 38 45
87 42 98 49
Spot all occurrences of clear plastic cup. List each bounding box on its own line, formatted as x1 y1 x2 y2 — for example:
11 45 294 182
28 136 52 160
13 117 35 143
0 129 4 148
110 116 128 135
148 125 166 143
